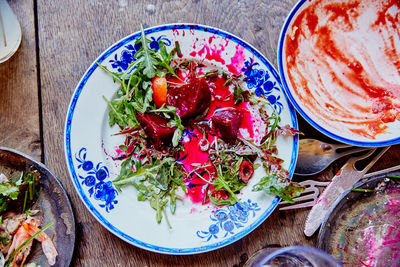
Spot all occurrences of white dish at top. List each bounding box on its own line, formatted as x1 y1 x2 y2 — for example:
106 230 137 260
278 0 400 147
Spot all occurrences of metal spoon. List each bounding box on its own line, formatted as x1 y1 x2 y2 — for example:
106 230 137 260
294 139 370 176
0 0 22 63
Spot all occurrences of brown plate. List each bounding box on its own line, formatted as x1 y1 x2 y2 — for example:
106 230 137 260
0 147 75 267
317 171 400 266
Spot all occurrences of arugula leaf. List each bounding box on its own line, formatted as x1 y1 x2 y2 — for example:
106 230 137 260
96 63 123 83
103 96 140 128
134 25 159 79
172 128 183 147
140 83 153 113
252 173 305 203
157 41 181 80
113 159 160 189
113 155 186 226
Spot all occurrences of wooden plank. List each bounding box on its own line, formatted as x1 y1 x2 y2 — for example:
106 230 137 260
0 0 40 160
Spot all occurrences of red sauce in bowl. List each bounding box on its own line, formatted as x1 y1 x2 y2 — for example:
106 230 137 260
285 0 400 139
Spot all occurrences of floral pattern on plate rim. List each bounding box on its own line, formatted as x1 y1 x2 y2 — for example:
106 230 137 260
75 148 118 212
197 199 261 241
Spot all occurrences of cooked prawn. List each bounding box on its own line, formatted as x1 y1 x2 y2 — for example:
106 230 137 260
23 218 57 265
5 220 33 267
6 217 58 266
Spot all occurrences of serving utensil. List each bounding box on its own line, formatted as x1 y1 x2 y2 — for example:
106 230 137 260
294 139 369 176
279 180 330 210
280 164 400 211
0 0 22 63
304 146 390 237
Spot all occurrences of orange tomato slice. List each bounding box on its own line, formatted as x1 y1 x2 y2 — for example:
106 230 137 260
152 76 167 108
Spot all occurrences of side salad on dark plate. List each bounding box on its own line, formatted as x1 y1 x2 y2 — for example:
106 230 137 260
100 26 304 226
0 169 57 267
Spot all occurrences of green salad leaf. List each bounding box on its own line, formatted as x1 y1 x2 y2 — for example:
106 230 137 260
114 156 186 226
0 184 19 200
253 172 305 203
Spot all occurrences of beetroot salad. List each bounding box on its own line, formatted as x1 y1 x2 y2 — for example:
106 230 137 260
100 26 304 226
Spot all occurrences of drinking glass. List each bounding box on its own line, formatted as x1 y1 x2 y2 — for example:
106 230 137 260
244 246 342 267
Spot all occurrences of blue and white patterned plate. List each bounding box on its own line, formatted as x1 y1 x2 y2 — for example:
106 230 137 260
64 24 298 255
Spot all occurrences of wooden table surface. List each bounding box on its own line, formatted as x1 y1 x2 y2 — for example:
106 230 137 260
1 0 399 266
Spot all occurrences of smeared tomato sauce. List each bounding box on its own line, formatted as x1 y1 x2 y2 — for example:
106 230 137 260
285 0 400 139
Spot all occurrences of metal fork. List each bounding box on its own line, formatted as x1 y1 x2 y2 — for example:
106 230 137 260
278 180 330 210
280 148 400 211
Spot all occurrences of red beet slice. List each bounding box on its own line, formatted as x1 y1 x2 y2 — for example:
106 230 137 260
166 76 211 120
136 112 176 149
211 107 243 144
239 160 254 183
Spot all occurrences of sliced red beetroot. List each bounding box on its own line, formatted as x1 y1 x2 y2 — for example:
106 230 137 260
136 112 175 149
239 160 254 183
211 107 243 144
166 76 211 120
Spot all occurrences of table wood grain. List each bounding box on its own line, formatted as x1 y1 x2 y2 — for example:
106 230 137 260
0 0 40 160
0 0 398 266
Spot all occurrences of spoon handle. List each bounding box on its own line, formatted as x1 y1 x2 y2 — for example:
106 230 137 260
329 143 352 150
333 146 370 158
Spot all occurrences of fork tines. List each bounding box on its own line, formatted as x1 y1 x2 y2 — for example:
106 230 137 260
278 180 330 210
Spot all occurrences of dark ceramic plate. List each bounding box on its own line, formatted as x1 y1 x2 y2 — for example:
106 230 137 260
0 148 75 267
317 171 400 266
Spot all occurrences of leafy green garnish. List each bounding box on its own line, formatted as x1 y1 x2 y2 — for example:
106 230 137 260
114 157 186 226
22 190 28 213
0 184 19 200
0 170 40 214
136 25 159 78
174 41 182 57
102 96 140 128
351 188 374 193
253 173 305 203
